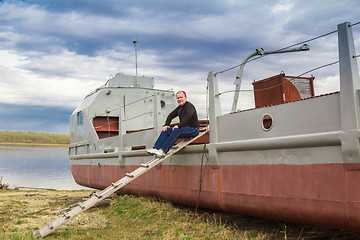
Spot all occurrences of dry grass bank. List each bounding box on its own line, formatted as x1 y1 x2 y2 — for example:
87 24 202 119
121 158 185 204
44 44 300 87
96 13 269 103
0 142 68 147
0 190 359 240
0 131 69 145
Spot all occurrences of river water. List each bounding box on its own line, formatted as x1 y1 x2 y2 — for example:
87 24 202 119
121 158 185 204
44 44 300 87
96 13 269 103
0 146 91 190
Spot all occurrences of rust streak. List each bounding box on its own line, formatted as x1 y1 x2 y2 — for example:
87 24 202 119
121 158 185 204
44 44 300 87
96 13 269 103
216 166 225 210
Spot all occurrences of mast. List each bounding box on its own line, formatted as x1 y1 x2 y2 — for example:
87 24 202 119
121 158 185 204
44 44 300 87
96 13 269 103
133 38 138 77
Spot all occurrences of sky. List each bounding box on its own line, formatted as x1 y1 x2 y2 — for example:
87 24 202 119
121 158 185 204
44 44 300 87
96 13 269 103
1 0 360 134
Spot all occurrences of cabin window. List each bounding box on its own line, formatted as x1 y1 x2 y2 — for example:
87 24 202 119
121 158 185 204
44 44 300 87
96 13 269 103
160 100 166 109
77 112 83 125
262 114 273 131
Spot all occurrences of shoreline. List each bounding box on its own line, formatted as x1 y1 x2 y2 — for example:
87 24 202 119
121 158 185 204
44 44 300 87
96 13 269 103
0 142 68 147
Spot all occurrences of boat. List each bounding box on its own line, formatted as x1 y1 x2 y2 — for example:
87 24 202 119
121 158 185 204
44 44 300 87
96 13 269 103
68 22 360 231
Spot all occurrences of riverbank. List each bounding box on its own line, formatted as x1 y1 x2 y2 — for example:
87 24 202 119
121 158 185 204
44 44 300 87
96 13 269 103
0 130 69 146
0 142 68 147
1 190 359 240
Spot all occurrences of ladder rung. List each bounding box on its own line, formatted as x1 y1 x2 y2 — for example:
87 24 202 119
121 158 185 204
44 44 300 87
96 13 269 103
47 222 54 230
63 213 71 220
78 203 85 209
126 173 134 178
140 163 149 168
94 193 102 199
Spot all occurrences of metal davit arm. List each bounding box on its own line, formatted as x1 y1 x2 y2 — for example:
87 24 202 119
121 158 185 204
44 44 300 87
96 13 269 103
231 44 310 112
231 51 259 113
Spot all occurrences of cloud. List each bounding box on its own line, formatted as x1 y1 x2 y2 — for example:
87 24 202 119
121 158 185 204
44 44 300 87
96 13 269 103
0 0 360 133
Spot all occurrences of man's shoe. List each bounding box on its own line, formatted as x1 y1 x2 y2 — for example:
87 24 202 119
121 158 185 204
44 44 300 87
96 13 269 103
154 149 165 158
146 148 158 155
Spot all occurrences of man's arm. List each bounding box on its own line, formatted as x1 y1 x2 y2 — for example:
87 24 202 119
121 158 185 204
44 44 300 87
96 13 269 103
163 106 179 130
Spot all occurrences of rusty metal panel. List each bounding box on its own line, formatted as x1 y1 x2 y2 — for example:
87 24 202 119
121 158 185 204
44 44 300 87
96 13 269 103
252 73 285 107
93 116 119 139
70 163 360 231
252 73 315 108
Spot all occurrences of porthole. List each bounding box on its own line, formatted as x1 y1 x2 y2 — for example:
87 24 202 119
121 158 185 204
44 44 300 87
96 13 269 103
262 114 273 131
160 100 166 109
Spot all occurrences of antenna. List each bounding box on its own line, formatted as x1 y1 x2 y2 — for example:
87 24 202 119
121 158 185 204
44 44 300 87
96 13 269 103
133 38 138 77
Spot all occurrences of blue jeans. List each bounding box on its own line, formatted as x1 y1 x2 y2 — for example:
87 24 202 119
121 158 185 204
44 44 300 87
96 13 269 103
154 127 199 153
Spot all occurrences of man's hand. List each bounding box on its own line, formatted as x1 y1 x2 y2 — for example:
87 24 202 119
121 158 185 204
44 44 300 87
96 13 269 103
172 125 178 130
162 125 170 131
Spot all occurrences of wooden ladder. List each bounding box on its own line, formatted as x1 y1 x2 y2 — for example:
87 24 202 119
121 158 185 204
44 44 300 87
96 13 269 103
33 127 209 238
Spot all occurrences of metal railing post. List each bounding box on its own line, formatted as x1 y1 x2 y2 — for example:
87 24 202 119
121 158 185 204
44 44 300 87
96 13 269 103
338 22 360 170
208 71 221 166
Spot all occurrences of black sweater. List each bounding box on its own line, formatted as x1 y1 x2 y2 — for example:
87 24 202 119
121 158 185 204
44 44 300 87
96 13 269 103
165 101 199 128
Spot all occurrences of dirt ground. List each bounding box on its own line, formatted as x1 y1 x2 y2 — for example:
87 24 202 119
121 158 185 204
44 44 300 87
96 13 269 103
2 189 360 239
0 190 112 235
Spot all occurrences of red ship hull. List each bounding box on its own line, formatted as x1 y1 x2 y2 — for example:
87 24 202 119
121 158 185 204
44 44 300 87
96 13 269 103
71 162 360 231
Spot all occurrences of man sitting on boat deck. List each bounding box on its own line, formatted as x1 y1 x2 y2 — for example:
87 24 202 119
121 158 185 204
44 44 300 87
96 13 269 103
146 90 199 157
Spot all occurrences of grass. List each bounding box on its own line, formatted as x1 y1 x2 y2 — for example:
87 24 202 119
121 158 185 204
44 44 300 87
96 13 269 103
0 142 68 147
0 177 10 190
44 195 255 240
0 190 360 240
0 130 69 146
106 195 243 239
